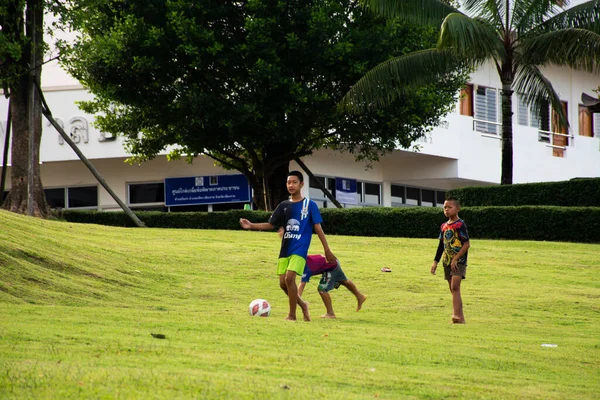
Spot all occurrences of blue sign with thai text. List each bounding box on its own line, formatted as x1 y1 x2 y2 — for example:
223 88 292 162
335 177 357 205
165 174 251 207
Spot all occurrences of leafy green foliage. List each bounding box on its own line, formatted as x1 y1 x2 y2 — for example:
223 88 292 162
58 209 271 229
55 0 464 207
0 0 26 92
460 206 600 242
447 178 600 207
59 205 600 242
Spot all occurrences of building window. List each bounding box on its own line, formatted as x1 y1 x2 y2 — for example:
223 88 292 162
45 188 66 208
309 176 337 208
356 182 363 204
517 94 551 142
68 186 98 208
406 187 420 205
474 86 499 134
421 189 435 207
43 186 98 209
309 176 326 198
392 185 445 207
128 182 165 205
364 182 381 205
309 175 325 200
436 191 446 207
310 175 381 207
517 96 529 127
391 185 405 206
517 95 549 129
327 178 336 196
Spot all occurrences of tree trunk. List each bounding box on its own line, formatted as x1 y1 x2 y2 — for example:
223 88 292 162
267 162 290 209
2 0 49 217
500 81 514 185
252 162 289 211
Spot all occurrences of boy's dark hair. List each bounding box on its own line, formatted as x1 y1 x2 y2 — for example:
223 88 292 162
288 170 304 182
446 196 460 207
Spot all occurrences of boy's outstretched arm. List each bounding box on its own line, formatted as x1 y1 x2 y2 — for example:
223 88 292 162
314 223 336 263
239 218 275 231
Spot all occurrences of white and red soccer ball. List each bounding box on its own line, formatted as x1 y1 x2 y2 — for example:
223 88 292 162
249 299 271 317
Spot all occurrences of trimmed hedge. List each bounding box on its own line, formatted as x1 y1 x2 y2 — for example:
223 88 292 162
58 209 271 229
446 178 600 207
59 206 600 243
458 206 600 243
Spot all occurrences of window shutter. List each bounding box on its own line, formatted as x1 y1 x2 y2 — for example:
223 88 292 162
594 113 600 137
517 95 528 126
475 87 498 134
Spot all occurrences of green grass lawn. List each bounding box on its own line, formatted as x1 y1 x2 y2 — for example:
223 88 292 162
0 209 599 399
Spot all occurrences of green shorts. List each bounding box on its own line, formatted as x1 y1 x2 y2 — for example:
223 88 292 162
277 255 306 276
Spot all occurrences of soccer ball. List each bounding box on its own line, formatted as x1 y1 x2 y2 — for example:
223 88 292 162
249 299 271 317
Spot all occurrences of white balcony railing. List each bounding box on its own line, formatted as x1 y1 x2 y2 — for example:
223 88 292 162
537 129 574 150
473 118 501 139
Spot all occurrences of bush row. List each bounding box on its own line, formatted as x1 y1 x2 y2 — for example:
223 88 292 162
57 209 271 229
446 178 600 207
59 206 600 243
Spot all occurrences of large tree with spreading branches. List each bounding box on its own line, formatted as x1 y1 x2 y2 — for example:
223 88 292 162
56 0 465 210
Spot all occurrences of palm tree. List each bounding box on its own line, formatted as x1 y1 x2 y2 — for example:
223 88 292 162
342 0 600 184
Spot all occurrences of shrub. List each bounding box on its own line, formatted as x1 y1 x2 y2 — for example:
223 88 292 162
447 178 600 207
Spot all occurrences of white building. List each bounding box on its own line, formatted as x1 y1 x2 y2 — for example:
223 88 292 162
1 58 599 212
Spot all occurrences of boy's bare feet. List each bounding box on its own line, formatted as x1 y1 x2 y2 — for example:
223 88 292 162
357 295 367 311
286 315 297 321
321 313 336 319
452 317 466 324
299 301 311 322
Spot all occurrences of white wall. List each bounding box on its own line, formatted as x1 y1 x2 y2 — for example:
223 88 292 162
418 62 600 184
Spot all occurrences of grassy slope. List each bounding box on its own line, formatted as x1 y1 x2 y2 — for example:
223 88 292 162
0 210 599 399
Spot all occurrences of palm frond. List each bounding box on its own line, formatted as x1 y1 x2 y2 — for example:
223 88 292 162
463 0 504 30
340 49 463 114
512 0 572 34
513 64 568 129
360 0 458 26
530 0 600 32
438 13 504 61
519 28 600 73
